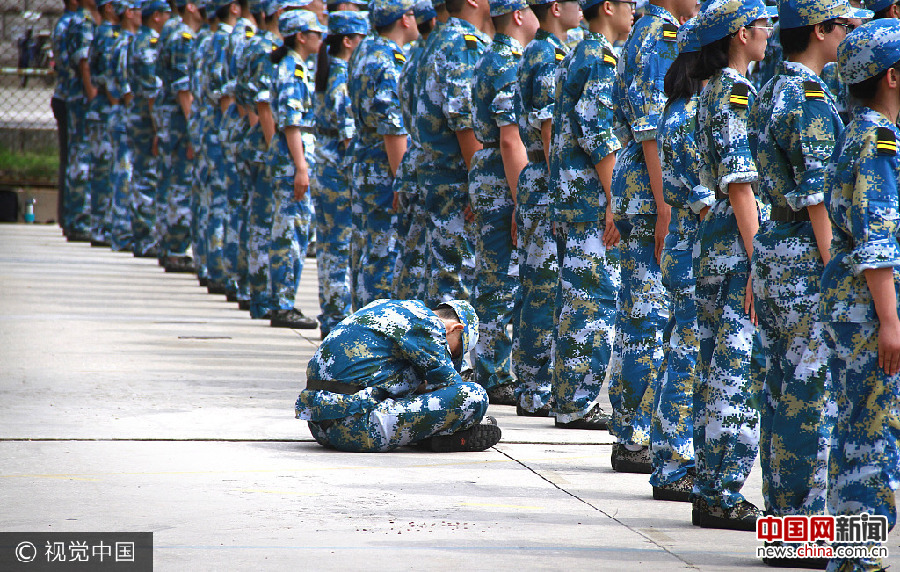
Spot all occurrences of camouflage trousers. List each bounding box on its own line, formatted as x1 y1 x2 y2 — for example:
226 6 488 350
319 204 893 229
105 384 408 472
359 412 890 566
471 192 522 390
824 320 899 572
423 176 476 305
204 113 229 288
153 105 173 260
348 159 366 311
694 271 763 508
64 97 91 235
127 100 159 257
351 161 398 308
313 162 352 335
392 190 429 301
650 239 695 487
306 381 488 452
233 118 253 302
109 113 133 252
88 103 116 243
552 220 620 422
752 224 833 517
221 106 247 299
608 213 670 446
513 201 557 411
270 173 311 311
247 155 274 319
159 111 193 258
189 110 209 279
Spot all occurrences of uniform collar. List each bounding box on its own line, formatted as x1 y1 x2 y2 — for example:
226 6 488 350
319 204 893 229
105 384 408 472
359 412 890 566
492 32 523 53
583 28 614 51
535 28 566 51
781 60 822 84
644 2 679 25
448 17 491 44
219 22 234 33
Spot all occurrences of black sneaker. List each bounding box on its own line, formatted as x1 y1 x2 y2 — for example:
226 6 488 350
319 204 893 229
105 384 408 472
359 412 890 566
428 417 501 453
516 404 552 417
67 231 91 243
90 239 110 248
555 403 609 430
134 248 158 258
270 308 318 329
164 256 194 273
487 383 517 406
207 282 227 295
198 277 208 287
238 299 250 311
226 292 238 303
611 443 652 473
692 497 760 532
652 468 694 502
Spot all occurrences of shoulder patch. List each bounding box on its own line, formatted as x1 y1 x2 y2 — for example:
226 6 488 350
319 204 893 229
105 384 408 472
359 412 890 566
464 34 479 50
729 83 749 109
182 31 193 40
113 31 119 38
803 80 825 101
876 127 897 156
555 47 565 61
661 22 678 42
245 29 254 38
602 47 617 66
150 37 157 44
394 51 406 64
511 49 521 57
294 65 305 79
271 45 277 52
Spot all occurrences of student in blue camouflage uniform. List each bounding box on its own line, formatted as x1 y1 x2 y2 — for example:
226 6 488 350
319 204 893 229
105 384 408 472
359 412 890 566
821 20 900 572
690 0 776 531
866 0 900 18
312 10 366 336
391 0 441 302
191 8 217 285
468 0 538 404
158 0 203 272
52 0 79 234
244 0 283 319
415 0 492 305
267 10 324 328
296 299 503 453
127 1 170 258
512 0 581 416
608 0 695 474
63 0 98 242
747 2 868 565
107 0 141 253
548 0 631 429
87 0 121 247
348 0 418 309
650 17 705 503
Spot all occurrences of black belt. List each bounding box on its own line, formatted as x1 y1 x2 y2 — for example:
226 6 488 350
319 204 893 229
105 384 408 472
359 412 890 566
769 205 810 222
305 378 365 394
316 127 339 137
482 140 500 149
527 150 546 163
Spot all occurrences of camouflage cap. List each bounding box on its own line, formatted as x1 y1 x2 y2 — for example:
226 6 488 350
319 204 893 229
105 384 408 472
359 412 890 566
264 0 284 16
328 9 370 33
370 0 415 26
580 0 602 10
696 0 778 46
490 0 528 17
301 9 329 31
114 0 140 13
865 0 896 11
778 0 871 29
432 0 446 7
280 8 325 33
413 0 436 23
97 0 115 7
209 0 237 11
439 300 479 357
527 0 554 6
838 18 900 84
142 0 171 15
678 15 702 52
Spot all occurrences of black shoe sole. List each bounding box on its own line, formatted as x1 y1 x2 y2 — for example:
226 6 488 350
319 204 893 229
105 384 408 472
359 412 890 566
429 424 501 453
652 487 692 502
90 240 110 248
613 459 652 474
164 265 194 273
198 278 208 287
207 285 227 295
226 294 238 303
556 418 609 430
691 508 757 531
270 319 318 329
238 300 250 311
516 406 552 417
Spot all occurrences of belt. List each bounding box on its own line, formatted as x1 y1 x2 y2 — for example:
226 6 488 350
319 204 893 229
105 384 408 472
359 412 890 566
305 378 365 395
769 205 810 222
527 150 546 163
481 140 500 149
316 127 339 137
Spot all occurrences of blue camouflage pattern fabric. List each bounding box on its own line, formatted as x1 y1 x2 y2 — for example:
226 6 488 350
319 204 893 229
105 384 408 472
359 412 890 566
469 32 524 391
88 20 120 244
268 48 313 311
108 26 136 253
52 9 78 102
820 106 900 572
652 94 708 487
128 24 163 256
348 34 407 307
512 28 565 412
608 4 677 449
548 30 621 422
63 8 95 236
296 299 490 452
314 56 354 334
189 24 213 278
415 17 490 304
748 59 839 518
821 61 853 124
693 66 764 509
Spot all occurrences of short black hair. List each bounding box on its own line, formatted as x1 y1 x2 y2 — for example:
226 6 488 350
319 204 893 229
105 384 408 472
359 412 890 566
215 2 232 20
445 0 464 15
417 19 434 35
582 2 600 22
531 1 551 22
433 304 461 322
848 62 900 101
491 10 514 31
779 20 838 56
874 2 897 18
690 33 731 81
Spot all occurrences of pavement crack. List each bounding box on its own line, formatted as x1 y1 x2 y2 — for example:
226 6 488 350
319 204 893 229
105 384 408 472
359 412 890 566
494 447 699 570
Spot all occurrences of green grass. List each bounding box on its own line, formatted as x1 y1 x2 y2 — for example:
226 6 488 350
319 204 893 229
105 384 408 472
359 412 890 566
0 148 59 182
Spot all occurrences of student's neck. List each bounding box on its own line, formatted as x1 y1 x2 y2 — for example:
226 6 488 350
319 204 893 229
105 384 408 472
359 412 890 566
728 52 751 77
869 92 900 124
541 19 568 43
498 25 525 47
789 50 826 77
588 17 615 45
381 27 406 47
651 0 675 18
455 7 491 34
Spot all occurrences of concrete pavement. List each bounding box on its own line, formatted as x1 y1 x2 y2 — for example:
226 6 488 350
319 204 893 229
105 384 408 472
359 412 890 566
1 224 897 571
